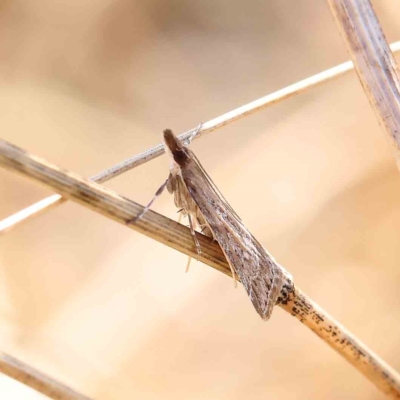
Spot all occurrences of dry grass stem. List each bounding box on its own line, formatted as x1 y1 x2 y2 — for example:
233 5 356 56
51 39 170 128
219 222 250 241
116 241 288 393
280 289 400 398
1 39 400 234
0 352 92 400
1 138 399 398
328 0 400 167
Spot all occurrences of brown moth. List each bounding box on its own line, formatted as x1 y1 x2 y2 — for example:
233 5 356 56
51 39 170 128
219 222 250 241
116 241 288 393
138 129 291 320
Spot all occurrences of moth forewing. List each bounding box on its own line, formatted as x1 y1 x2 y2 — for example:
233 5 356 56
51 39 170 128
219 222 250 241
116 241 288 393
162 129 292 320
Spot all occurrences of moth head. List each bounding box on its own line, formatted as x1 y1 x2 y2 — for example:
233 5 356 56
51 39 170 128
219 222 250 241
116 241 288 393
163 129 189 167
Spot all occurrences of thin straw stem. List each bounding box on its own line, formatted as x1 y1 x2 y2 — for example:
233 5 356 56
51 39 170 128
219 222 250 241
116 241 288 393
0 352 92 400
0 138 399 398
1 39 399 234
280 287 400 398
328 1 400 167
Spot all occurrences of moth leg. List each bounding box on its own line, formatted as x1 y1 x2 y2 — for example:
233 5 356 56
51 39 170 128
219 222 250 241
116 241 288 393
185 123 203 146
188 214 202 257
186 214 200 273
197 224 235 285
199 224 213 239
127 177 169 224
177 208 186 225
185 256 192 273
229 263 238 288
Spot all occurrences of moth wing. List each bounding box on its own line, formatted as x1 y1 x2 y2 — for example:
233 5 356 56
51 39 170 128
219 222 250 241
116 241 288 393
195 208 213 238
181 150 285 320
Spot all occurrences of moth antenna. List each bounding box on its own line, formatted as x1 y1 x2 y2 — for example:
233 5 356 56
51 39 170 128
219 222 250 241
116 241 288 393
185 256 192 273
127 177 169 224
188 214 202 256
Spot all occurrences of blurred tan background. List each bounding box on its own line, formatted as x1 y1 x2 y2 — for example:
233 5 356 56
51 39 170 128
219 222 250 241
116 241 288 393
1 1 400 399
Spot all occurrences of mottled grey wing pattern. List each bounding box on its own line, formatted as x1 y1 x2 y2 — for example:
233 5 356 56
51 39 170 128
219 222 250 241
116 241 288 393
180 148 285 320
163 129 287 320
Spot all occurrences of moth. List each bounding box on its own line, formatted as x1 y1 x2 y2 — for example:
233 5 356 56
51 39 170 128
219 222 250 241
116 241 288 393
136 129 291 320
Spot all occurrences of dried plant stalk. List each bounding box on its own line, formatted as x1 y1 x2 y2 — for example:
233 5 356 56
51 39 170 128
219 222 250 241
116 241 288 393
0 138 399 398
280 289 400 398
2 39 400 234
0 352 92 400
0 139 229 273
327 0 400 167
